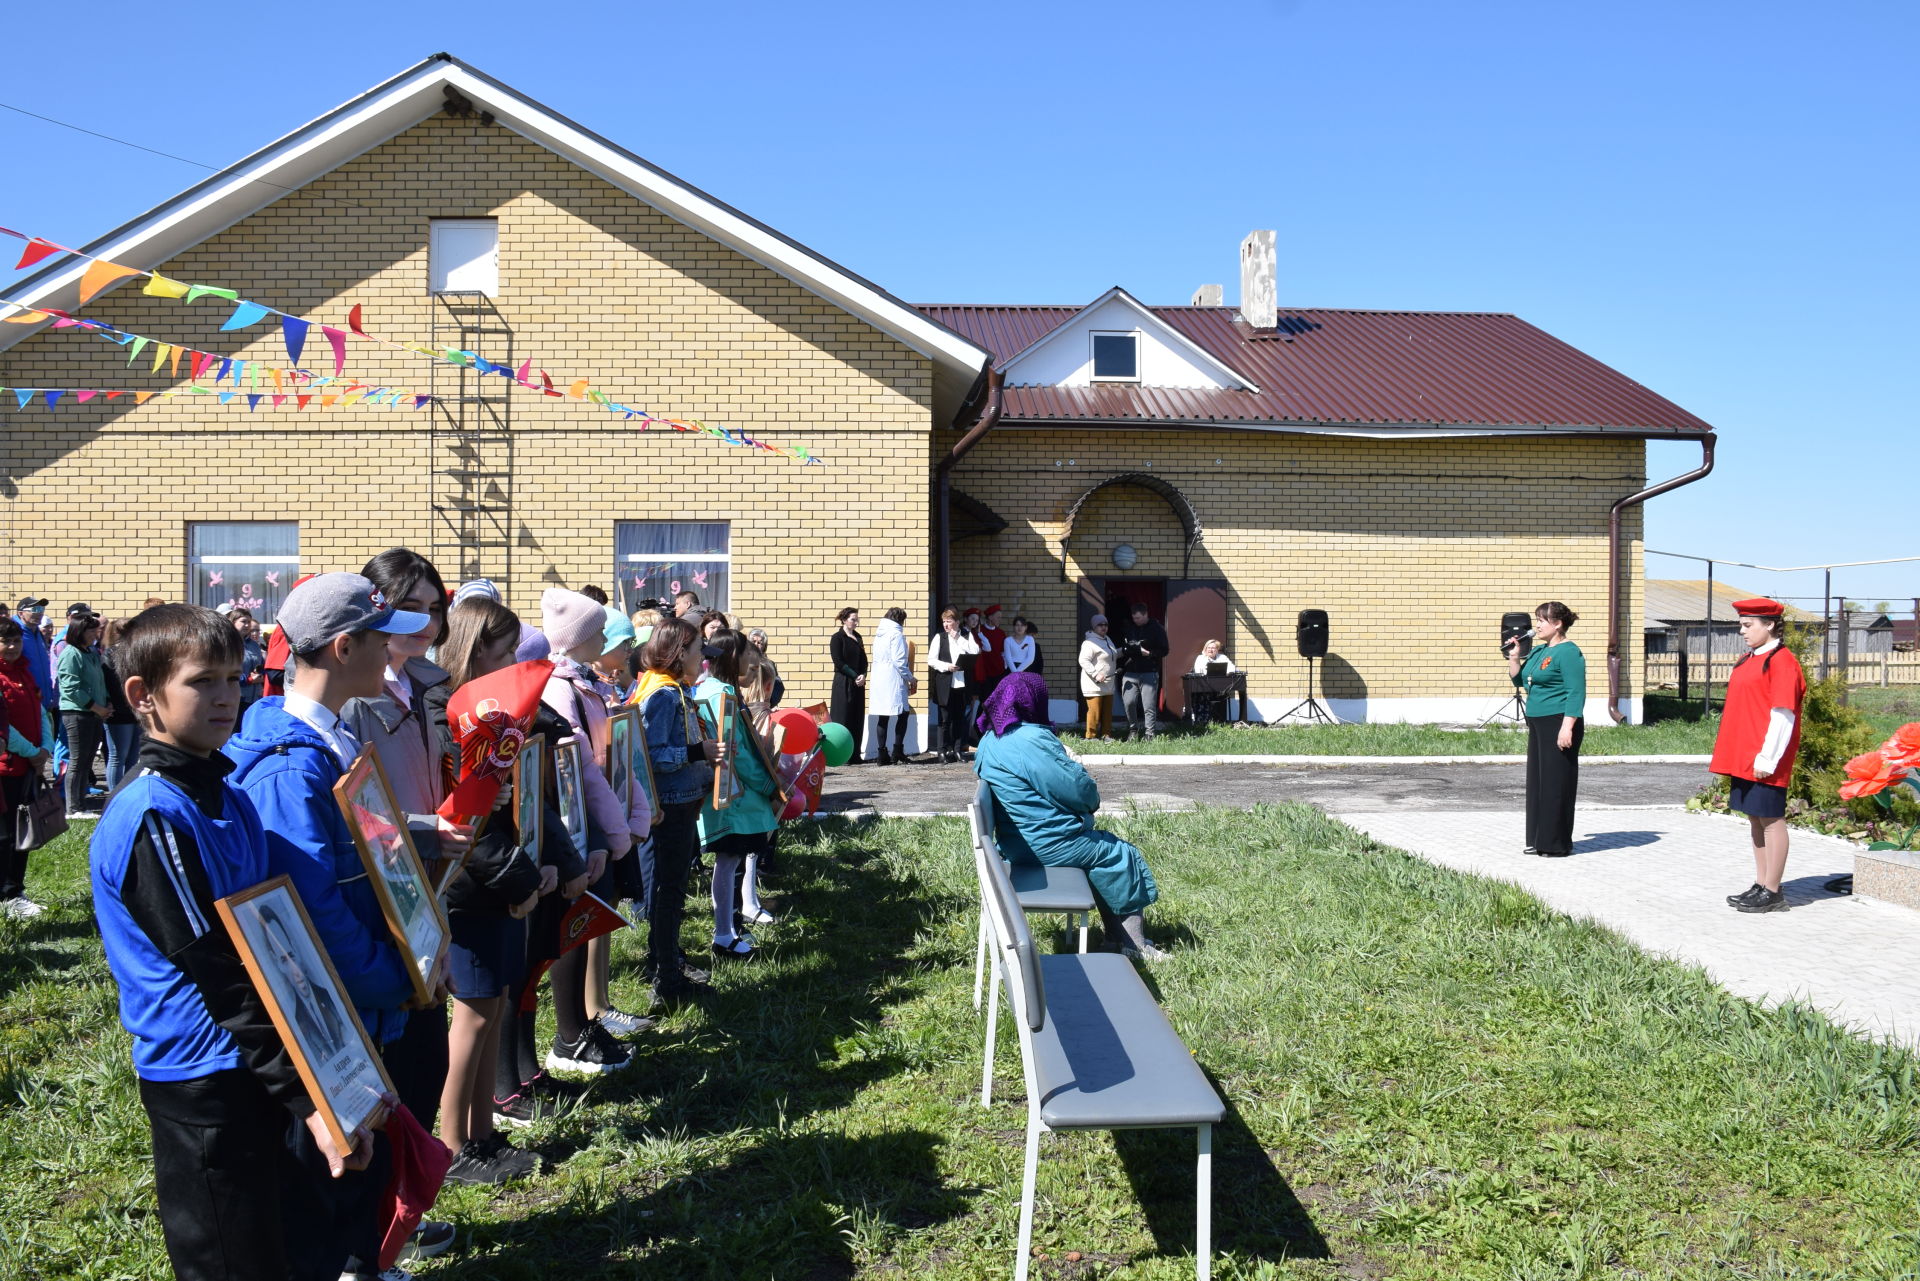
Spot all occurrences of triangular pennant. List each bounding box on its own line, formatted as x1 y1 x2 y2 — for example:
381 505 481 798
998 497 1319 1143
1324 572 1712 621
168 346 184 379
568 379 589 399
322 326 347 376
413 395 431 410
297 395 311 410
348 304 367 336
321 395 337 407
151 342 170 373
247 361 259 389
76 260 143 305
2 310 50 324
76 390 97 403
220 301 272 331
127 336 150 365
135 391 156 405
473 357 498 375
269 368 284 393
184 284 238 304
246 395 262 411
143 273 191 299
271 395 286 408
282 316 309 366
13 390 30 409
219 393 235 405
104 390 124 401
515 360 531 384
215 358 232 383
43 390 62 409
190 352 214 380
14 238 65 271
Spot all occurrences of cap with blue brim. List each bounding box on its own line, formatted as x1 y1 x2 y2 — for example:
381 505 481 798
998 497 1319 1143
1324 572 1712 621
279 571 434 655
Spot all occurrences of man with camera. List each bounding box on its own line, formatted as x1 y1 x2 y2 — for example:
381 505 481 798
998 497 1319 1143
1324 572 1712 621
1117 603 1168 742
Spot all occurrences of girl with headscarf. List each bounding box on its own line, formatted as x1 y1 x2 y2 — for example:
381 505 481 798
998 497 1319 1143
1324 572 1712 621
970 673 1166 960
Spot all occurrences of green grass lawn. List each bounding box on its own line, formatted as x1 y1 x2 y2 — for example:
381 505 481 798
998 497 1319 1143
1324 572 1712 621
1064 716 1715 757
5 808 1917 1279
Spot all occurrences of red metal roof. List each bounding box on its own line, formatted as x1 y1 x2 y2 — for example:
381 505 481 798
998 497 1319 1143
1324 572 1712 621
915 304 1712 434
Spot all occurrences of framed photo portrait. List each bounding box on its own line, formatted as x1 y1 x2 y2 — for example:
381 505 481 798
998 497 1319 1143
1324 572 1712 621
740 711 792 812
604 707 637 812
333 749 448 1005
553 735 590 862
216 876 392 1152
513 734 545 866
706 690 742 811
628 704 659 816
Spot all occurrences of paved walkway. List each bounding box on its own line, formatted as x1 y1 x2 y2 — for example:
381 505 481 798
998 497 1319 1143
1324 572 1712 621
1334 808 1920 1051
818 758 1707 815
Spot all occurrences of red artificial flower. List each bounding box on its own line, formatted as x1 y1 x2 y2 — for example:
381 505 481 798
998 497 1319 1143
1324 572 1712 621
1838 750 1910 801
1879 722 1920 771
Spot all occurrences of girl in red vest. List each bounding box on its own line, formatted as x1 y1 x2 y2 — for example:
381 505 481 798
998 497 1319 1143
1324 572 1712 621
1707 598 1806 914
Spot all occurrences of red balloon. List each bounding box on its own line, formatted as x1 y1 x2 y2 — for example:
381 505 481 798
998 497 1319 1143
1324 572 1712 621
769 708 819 754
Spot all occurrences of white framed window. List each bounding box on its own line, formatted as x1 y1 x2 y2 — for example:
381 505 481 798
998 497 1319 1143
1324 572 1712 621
615 521 731 616
1091 331 1140 381
429 218 499 295
189 522 299 624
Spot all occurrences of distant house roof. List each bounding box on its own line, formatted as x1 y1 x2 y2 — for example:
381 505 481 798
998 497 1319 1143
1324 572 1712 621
918 303 1712 437
1644 580 1816 625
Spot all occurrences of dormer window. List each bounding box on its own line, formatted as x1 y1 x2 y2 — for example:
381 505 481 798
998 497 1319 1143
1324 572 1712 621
1091 331 1139 382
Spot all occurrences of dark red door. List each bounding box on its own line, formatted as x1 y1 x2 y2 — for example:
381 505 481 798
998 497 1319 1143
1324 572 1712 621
1163 580 1228 717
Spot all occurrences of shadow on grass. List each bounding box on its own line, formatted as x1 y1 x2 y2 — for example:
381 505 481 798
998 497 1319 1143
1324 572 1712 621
0 914 101 982
1112 1090 1330 1264
445 1128 973 1280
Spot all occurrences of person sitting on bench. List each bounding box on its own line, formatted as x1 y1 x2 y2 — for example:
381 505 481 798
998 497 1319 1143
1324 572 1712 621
970 673 1167 961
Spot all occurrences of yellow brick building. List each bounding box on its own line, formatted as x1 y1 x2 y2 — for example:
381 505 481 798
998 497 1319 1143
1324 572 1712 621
0 58 1714 733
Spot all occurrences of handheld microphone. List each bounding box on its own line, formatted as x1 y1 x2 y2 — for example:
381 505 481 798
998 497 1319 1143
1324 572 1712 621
1503 628 1535 651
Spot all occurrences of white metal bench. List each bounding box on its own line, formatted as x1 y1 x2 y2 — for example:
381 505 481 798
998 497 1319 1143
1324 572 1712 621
973 823 1224 1281
968 779 1093 1017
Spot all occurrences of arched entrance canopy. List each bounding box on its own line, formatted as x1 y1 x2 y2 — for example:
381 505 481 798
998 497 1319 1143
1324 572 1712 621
1059 472 1204 579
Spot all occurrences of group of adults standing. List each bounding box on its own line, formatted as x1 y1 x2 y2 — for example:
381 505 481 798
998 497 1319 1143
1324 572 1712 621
1507 595 1805 914
828 604 1044 765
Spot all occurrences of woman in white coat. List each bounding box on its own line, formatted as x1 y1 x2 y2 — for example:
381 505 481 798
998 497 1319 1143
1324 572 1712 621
1078 614 1119 741
868 607 917 765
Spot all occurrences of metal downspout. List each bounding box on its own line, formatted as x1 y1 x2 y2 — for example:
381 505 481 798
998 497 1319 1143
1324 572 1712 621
1607 433 1716 722
933 368 1005 610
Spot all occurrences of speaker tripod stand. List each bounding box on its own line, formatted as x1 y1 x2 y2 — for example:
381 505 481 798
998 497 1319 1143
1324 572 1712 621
1480 688 1527 727
1273 655 1340 726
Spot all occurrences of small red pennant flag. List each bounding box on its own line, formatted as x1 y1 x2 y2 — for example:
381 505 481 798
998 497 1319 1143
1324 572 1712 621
348 304 367 336
14 238 66 271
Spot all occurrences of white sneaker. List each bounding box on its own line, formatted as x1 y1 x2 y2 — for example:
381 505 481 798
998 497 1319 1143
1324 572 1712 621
1121 940 1171 963
64 811 94 822
2 897 44 920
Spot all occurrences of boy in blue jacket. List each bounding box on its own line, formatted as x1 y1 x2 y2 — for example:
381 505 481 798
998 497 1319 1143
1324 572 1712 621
93 603 375 1281
224 573 444 1279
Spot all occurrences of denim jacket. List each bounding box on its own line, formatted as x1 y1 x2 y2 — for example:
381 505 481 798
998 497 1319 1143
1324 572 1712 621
639 682 711 806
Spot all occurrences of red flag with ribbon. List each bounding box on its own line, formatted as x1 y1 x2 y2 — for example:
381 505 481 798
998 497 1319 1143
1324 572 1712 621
777 748 826 820
438 659 554 827
519 892 629 1012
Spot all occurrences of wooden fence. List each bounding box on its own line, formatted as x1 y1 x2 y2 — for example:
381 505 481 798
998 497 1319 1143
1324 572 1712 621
1646 653 1920 692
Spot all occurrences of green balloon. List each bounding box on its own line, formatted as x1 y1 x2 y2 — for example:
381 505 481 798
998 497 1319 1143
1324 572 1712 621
818 721 855 767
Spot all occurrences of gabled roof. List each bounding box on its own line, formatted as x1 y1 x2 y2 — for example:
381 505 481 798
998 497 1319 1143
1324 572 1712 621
999 287 1257 392
0 54 992 423
1644 580 1815 624
918 303 1713 437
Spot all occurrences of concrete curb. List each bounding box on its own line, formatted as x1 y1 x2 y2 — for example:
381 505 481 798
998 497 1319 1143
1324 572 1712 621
1073 753 1713 767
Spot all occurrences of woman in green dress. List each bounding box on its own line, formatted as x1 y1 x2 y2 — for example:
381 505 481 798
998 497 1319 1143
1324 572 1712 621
1504 601 1586 857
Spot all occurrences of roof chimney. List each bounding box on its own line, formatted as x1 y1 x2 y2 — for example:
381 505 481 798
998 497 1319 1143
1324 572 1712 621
1239 230 1276 329
1190 284 1223 307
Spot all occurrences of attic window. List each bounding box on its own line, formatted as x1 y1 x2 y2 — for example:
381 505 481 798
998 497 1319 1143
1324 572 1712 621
1091 332 1139 382
429 218 498 295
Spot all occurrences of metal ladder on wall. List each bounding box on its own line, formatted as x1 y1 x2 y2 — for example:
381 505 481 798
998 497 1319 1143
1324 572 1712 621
428 292 514 592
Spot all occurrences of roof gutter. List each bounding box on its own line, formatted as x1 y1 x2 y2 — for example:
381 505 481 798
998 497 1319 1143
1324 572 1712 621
1606 433 1716 722
933 367 1005 609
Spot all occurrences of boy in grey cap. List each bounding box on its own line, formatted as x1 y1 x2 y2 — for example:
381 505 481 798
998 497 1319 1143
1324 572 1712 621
221 573 443 1279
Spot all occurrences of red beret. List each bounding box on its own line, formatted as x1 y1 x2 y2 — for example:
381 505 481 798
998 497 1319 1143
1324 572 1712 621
985 604 1004 615
1731 597 1785 617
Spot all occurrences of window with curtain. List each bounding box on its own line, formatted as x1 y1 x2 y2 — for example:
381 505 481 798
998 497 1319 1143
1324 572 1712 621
614 522 730 616
188 522 299 624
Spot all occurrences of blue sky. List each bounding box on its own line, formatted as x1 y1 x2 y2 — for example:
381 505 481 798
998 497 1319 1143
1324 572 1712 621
3 0 1914 608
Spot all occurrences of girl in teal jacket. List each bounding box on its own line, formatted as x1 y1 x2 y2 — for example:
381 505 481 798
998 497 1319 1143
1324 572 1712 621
696 632 781 958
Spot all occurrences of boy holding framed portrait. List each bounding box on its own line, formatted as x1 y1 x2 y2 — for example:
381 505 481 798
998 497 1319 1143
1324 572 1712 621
93 603 380 1281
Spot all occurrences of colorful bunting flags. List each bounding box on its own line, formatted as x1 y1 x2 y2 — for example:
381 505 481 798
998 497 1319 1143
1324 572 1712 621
0 384 436 411
0 225 824 462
